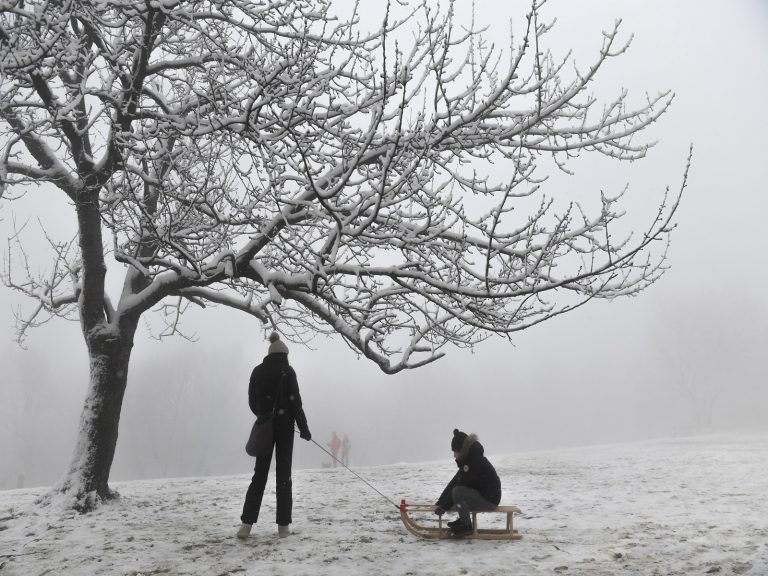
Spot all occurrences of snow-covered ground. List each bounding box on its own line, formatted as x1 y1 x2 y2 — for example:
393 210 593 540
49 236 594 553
1 433 767 576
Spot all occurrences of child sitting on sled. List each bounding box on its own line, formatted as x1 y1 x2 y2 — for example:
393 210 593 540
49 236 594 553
434 429 501 537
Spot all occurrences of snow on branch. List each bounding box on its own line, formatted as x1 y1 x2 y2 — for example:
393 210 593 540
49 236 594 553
0 0 686 369
1 217 81 345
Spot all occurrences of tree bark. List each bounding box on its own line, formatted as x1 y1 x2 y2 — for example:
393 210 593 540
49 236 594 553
48 320 138 512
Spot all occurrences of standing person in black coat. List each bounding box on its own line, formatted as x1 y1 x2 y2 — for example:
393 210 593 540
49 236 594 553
238 333 312 539
434 429 501 537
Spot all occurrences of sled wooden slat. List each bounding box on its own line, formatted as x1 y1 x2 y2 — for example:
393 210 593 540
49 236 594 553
399 500 522 540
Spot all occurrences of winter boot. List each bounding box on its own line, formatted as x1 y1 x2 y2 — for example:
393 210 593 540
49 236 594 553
447 517 463 529
449 520 474 538
237 523 252 539
278 524 290 538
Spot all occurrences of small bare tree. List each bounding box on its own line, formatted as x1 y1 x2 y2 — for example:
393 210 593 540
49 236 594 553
653 299 750 431
0 0 687 510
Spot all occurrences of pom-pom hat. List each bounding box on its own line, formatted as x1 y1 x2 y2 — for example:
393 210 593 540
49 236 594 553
268 332 289 355
451 428 468 452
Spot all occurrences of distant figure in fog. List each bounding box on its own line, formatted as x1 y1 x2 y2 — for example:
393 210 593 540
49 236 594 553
329 431 341 466
238 332 312 540
341 434 351 467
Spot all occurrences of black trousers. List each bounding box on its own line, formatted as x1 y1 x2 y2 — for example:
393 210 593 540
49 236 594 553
241 424 295 526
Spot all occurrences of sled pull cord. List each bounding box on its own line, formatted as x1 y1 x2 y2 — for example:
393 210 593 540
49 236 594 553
300 430 400 510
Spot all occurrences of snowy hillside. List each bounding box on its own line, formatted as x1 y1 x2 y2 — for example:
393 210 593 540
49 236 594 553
2 433 767 576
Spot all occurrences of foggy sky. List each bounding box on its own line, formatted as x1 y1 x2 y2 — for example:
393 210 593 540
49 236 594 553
1 0 767 490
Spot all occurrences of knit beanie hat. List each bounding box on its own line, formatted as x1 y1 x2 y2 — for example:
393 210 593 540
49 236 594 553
451 428 468 452
267 332 289 355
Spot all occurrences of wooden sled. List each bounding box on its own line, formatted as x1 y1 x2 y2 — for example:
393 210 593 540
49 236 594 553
399 499 522 540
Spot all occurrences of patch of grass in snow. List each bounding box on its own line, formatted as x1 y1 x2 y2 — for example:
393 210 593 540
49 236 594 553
322 556 339 563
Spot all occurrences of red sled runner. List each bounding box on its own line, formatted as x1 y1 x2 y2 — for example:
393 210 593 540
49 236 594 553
399 499 522 540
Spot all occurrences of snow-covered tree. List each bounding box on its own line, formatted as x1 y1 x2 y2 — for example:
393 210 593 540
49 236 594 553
0 0 686 510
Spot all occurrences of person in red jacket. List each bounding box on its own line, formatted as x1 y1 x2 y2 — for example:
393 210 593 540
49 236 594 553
434 429 501 537
329 431 341 466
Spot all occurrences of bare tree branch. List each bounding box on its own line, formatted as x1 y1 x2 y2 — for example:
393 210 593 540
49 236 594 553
1 0 685 368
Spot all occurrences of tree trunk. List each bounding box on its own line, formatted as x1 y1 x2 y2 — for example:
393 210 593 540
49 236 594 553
47 321 138 512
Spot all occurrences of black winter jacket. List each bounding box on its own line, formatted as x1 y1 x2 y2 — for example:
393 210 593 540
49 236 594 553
436 434 501 509
248 352 310 437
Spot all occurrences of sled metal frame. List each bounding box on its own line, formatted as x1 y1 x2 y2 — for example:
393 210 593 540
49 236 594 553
399 500 522 540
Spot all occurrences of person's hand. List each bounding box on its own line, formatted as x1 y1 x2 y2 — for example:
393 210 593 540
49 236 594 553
300 430 312 441
434 505 446 517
